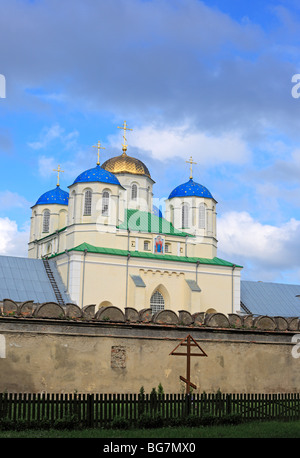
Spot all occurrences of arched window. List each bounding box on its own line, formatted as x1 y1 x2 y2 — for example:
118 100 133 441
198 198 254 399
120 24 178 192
182 203 189 228
102 191 110 216
43 210 50 233
150 290 165 314
131 183 138 201
83 190 92 216
199 204 206 229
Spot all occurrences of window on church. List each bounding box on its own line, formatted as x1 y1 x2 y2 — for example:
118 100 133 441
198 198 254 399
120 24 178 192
131 184 138 201
182 203 189 228
102 191 110 216
150 291 165 314
199 204 206 229
84 190 92 216
144 240 150 251
43 210 50 233
165 243 170 253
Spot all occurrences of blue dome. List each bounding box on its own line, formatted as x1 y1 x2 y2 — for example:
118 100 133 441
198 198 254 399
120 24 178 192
35 186 69 206
73 164 121 186
168 178 213 199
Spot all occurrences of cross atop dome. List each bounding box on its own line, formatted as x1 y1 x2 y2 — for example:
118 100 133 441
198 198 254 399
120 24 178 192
185 156 197 180
92 140 105 166
53 165 64 187
117 120 132 155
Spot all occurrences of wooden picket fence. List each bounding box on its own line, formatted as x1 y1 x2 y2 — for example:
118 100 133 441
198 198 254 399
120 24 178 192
0 392 300 427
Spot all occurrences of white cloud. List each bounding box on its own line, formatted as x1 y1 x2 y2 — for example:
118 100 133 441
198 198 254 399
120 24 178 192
218 211 300 281
28 123 79 151
109 123 251 165
0 191 31 210
0 217 29 257
28 124 64 150
38 155 57 179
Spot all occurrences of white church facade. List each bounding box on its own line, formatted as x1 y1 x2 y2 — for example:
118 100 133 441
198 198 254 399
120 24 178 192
28 122 242 315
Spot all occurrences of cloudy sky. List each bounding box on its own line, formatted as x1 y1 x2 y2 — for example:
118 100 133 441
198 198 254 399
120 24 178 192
1 0 300 284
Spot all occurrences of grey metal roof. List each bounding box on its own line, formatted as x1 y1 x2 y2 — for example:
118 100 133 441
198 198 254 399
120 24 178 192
130 275 146 287
241 280 300 317
186 279 201 292
0 255 71 304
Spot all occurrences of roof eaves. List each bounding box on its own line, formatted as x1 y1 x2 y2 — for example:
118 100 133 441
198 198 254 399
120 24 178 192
51 242 241 268
34 226 67 243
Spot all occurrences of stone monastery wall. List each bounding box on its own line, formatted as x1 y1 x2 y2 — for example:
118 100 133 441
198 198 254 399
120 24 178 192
0 299 299 394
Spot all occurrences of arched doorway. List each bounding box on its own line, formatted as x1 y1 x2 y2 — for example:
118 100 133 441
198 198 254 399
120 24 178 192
150 290 165 314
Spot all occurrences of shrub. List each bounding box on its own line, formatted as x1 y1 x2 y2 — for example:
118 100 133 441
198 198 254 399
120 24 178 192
53 414 80 430
109 416 130 430
136 412 164 429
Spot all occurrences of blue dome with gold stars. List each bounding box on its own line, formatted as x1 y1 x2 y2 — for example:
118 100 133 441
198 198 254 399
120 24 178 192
73 164 121 186
168 178 213 199
34 185 69 206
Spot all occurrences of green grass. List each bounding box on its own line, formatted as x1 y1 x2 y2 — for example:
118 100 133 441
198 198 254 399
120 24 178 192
0 420 300 438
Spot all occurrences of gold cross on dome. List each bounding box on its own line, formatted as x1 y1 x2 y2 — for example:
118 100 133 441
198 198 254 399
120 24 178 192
53 165 64 187
93 140 105 165
186 156 197 180
117 120 133 154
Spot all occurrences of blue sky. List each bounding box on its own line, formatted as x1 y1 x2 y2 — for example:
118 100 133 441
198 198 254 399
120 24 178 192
1 0 300 284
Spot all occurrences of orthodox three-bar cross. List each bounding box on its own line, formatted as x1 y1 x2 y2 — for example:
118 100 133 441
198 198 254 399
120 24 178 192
170 334 208 394
93 140 105 165
118 120 132 153
186 156 197 180
53 165 64 187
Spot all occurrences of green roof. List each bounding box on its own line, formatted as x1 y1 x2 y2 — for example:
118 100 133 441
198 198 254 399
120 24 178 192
117 209 193 237
36 226 67 242
56 242 242 268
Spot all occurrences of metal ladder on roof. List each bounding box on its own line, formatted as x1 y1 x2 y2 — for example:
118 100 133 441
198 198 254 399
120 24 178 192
42 258 65 306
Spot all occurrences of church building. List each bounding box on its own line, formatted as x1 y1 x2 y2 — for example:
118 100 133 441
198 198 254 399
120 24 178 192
28 122 242 316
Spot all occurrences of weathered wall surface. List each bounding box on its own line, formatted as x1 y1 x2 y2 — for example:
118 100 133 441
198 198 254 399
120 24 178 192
0 299 300 394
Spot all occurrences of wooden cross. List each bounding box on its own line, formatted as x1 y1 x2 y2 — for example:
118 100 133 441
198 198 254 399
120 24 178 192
186 156 197 180
170 334 207 394
53 165 64 187
93 140 105 165
118 120 132 153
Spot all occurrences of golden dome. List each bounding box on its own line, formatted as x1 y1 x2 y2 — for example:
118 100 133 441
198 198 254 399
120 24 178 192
101 152 151 178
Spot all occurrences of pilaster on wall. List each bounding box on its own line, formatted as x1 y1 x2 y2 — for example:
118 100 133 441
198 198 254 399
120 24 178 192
68 253 82 306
